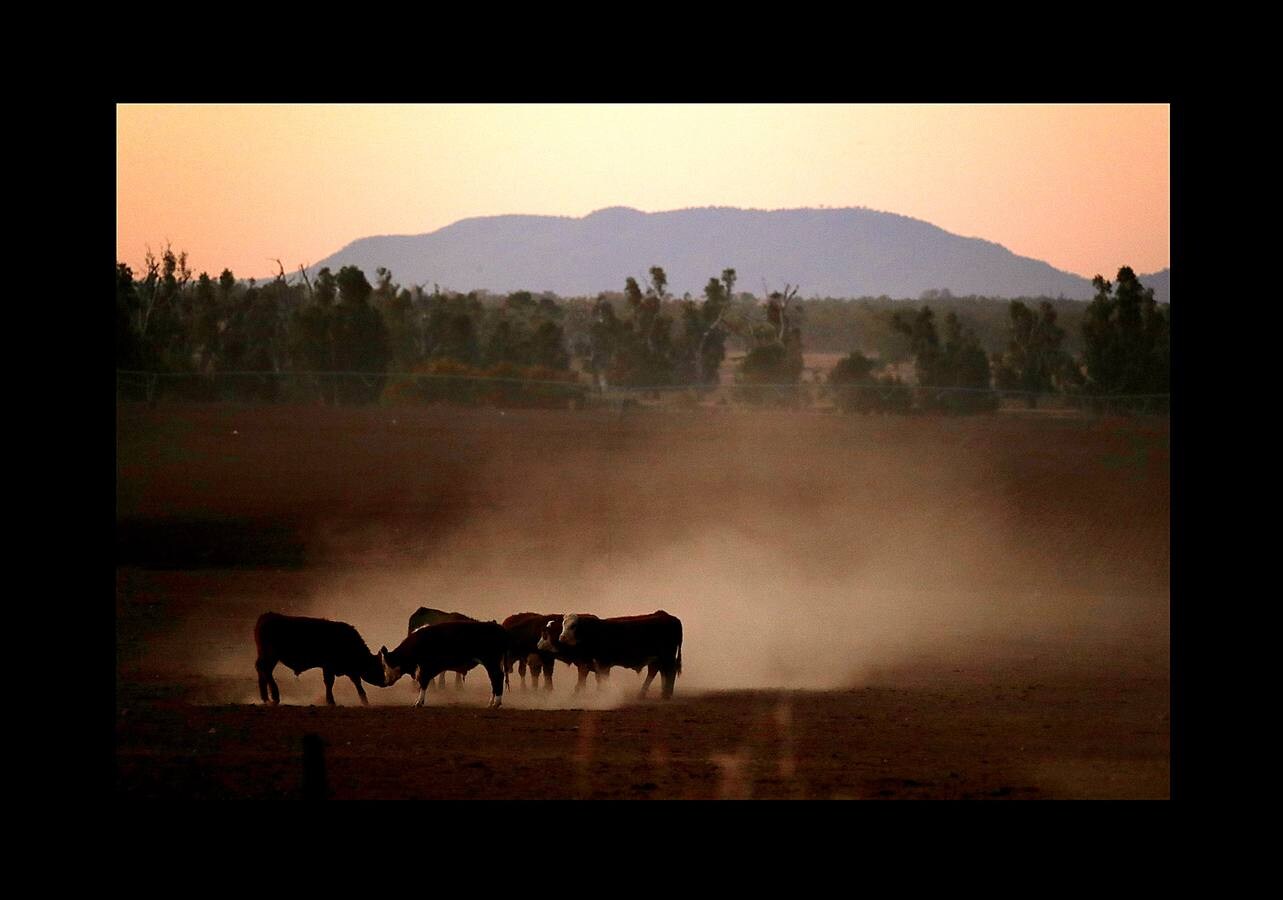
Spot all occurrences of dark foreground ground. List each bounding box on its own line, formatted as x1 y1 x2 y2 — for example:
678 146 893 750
116 643 1168 800
116 402 1170 799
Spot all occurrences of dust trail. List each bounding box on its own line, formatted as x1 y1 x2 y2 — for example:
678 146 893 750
164 407 1167 700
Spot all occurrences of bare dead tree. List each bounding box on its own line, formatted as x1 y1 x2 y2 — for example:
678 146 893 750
137 246 161 338
297 264 314 299
137 241 191 338
768 284 799 343
175 249 192 293
695 302 730 384
779 284 799 341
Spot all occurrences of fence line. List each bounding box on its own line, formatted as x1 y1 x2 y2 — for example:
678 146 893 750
115 369 1170 413
115 369 1171 399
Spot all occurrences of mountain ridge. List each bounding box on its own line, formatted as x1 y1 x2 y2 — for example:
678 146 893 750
300 206 1169 302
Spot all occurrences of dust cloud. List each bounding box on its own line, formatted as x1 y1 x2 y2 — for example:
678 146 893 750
211 407 1170 702
117 404 1168 704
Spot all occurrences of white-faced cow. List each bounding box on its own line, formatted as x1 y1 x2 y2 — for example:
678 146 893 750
380 620 509 709
502 612 569 691
254 612 385 706
407 606 478 690
533 614 610 693
539 611 683 699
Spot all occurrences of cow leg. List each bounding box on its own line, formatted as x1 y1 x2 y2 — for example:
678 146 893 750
351 675 369 706
517 657 528 690
256 658 280 705
640 663 659 699
595 667 610 691
574 663 589 694
661 665 676 700
484 661 505 709
323 670 337 706
414 676 429 708
542 654 556 691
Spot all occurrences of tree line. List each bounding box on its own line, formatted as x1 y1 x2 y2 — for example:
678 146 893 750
116 247 1168 412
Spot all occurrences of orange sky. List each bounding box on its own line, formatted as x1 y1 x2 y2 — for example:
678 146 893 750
116 103 1170 283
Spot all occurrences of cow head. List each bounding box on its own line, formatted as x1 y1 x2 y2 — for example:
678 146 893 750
363 652 387 688
378 646 404 687
559 613 581 647
536 619 561 653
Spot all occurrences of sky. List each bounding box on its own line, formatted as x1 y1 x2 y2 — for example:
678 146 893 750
117 103 1170 283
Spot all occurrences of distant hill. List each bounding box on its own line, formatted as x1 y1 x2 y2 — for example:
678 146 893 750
305 206 1168 302
1138 267 1169 304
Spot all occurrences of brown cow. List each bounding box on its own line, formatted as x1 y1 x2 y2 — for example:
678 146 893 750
408 606 478 689
502 612 583 691
254 612 385 706
535 615 613 693
380 620 509 709
539 611 683 699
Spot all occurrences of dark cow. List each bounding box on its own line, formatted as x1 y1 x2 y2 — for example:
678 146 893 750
379 620 509 709
254 612 385 706
502 612 570 691
539 611 683 699
408 607 478 689
408 606 475 632
530 614 610 693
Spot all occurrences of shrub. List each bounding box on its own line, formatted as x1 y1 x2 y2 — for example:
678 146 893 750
828 352 912 414
382 359 585 409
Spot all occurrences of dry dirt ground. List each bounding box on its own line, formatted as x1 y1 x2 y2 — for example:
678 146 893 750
116 401 1170 800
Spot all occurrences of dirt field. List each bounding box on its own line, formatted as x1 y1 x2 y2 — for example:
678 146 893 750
116 401 1170 799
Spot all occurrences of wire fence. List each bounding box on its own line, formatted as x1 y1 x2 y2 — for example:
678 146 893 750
115 369 1170 416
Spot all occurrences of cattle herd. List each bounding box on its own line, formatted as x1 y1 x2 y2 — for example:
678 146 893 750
254 608 684 708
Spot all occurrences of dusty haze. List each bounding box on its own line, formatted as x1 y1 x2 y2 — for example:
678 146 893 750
117 404 1169 708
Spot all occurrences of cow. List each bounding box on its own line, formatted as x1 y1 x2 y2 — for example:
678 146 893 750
536 615 604 692
501 612 569 691
254 612 385 706
407 606 478 690
538 611 683 699
379 619 509 709
408 606 475 632
532 614 615 693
